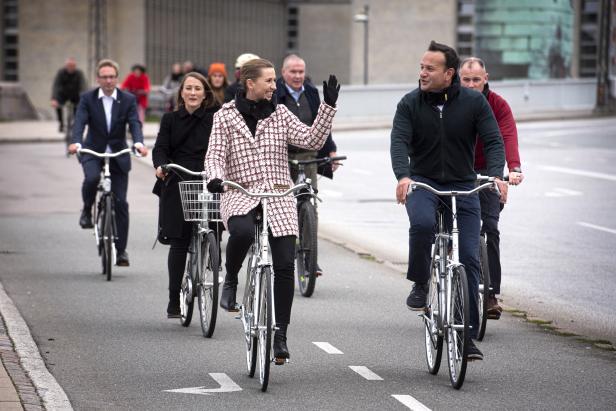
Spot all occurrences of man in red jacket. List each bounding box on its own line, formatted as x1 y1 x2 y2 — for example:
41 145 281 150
459 57 524 319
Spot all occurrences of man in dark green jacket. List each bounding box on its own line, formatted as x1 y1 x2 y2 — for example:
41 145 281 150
390 41 506 361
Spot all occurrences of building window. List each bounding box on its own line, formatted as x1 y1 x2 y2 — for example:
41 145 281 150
579 0 599 77
286 5 299 54
2 0 19 81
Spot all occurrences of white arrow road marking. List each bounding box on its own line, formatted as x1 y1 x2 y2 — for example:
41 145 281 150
577 221 616 235
349 366 383 380
313 341 343 354
164 373 242 395
540 165 616 182
545 187 582 197
392 394 431 410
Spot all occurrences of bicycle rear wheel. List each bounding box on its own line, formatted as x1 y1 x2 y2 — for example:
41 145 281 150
296 202 318 297
447 265 469 389
102 196 113 281
257 266 273 392
197 232 219 338
180 237 196 326
477 234 490 341
424 256 443 375
244 246 258 377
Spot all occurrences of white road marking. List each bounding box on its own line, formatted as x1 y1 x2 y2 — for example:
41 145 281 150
351 169 373 176
313 341 344 354
545 187 582 197
318 188 343 198
0 283 73 410
164 373 242 395
577 222 616 235
392 395 431 410
540 165 616 182
349 366 383 380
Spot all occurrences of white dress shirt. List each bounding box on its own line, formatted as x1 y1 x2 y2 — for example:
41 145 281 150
98 87 118 133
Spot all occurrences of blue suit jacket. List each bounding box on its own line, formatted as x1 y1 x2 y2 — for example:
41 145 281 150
72 87 144 173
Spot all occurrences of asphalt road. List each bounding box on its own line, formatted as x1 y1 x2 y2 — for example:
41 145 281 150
0 135 615 410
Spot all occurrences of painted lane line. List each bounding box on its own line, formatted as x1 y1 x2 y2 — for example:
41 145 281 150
313 341 344 354
351 168 373 176
540 165 616 182
165 373 242 395
545 187 582 197
349 366 383 380
577 221 616 235
392 394 431 411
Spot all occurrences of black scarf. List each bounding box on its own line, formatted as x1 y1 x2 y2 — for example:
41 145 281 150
235 89 277 136
421 74 461 106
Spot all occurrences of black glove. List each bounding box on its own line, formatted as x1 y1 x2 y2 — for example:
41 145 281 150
206 178 224 193
322 74 340 107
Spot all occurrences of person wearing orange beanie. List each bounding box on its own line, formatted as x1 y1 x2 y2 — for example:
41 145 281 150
207 62 229 106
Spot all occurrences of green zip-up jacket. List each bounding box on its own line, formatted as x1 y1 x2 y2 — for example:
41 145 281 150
390 80 505 183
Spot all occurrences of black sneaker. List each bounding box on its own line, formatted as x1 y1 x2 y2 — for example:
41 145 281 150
467 339 483 361
79 208 94 229
167 301 181 318
406 282 428 310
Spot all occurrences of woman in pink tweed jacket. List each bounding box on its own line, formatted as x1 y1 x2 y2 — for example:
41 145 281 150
204 58 339 362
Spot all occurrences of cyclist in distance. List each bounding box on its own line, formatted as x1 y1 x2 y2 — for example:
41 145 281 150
459 57 524 319
205 58 339 360
389 41 506 361
51 57 87 132
153 72 220 318
68 59 148 267
276 54 340 277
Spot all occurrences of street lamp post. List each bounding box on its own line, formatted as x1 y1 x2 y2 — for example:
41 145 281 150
354 5 369 85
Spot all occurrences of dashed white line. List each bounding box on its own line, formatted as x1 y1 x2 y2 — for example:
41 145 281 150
392 394 431 411
577 221 616 235
313 341 344 354
351 169 373 176
349 366 383 380
545 187 582 197
540 165 616 182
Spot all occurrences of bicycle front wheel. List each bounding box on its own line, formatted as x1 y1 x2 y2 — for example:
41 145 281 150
102 196 113 281
296 202 318 297
197 232 219 338
447 265 470 389
257 266 273 392
477 234 490 341
244 246 258 378
180 238 196 326
424 257 443 375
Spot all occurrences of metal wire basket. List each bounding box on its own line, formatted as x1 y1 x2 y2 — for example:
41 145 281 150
178 181 221 222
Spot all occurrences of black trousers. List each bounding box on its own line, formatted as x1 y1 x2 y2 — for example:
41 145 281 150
82 158 129 252
479 188 504 294
167 222 223 305
226 209 296 325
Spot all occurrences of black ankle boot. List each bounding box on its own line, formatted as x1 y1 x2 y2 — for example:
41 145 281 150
220 282 238 312
273 324 290 360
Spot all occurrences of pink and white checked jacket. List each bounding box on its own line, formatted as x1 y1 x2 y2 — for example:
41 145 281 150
204 100 336 237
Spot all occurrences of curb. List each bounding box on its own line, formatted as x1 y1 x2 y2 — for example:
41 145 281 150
0 283 73 410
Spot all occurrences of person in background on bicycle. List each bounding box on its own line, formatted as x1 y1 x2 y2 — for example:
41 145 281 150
68 59 148 267
459 57 524 319
152 72 221 318
390 41 506 361
276 54 340 277
224 52 259 103
160 62 183 112
205 58 339 361
121 64 151 124
51 57 87 133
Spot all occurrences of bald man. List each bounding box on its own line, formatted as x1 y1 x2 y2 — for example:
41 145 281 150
51 57 87 132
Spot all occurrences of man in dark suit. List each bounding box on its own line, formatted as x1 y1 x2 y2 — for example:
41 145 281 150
68 59 148 266
276 54 339 276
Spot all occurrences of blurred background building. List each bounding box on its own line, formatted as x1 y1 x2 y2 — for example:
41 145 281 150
0 0 613 118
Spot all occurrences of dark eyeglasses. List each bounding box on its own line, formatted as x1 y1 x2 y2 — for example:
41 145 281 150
98 75 117 80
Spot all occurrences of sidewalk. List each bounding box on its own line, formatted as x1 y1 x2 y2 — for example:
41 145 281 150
0 109 599 143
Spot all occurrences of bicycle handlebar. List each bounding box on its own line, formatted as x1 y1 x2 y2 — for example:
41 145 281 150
410 180 496 197
161 163 207 177
222 180 310 199
289 155 347 166
77 147 136 158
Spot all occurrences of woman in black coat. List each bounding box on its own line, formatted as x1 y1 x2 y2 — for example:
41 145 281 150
152 72 220 318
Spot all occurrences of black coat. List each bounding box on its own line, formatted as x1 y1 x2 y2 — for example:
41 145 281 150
390 77 505 183
152 105 218 239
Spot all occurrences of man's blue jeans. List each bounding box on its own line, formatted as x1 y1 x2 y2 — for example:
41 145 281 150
405 176 481 339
